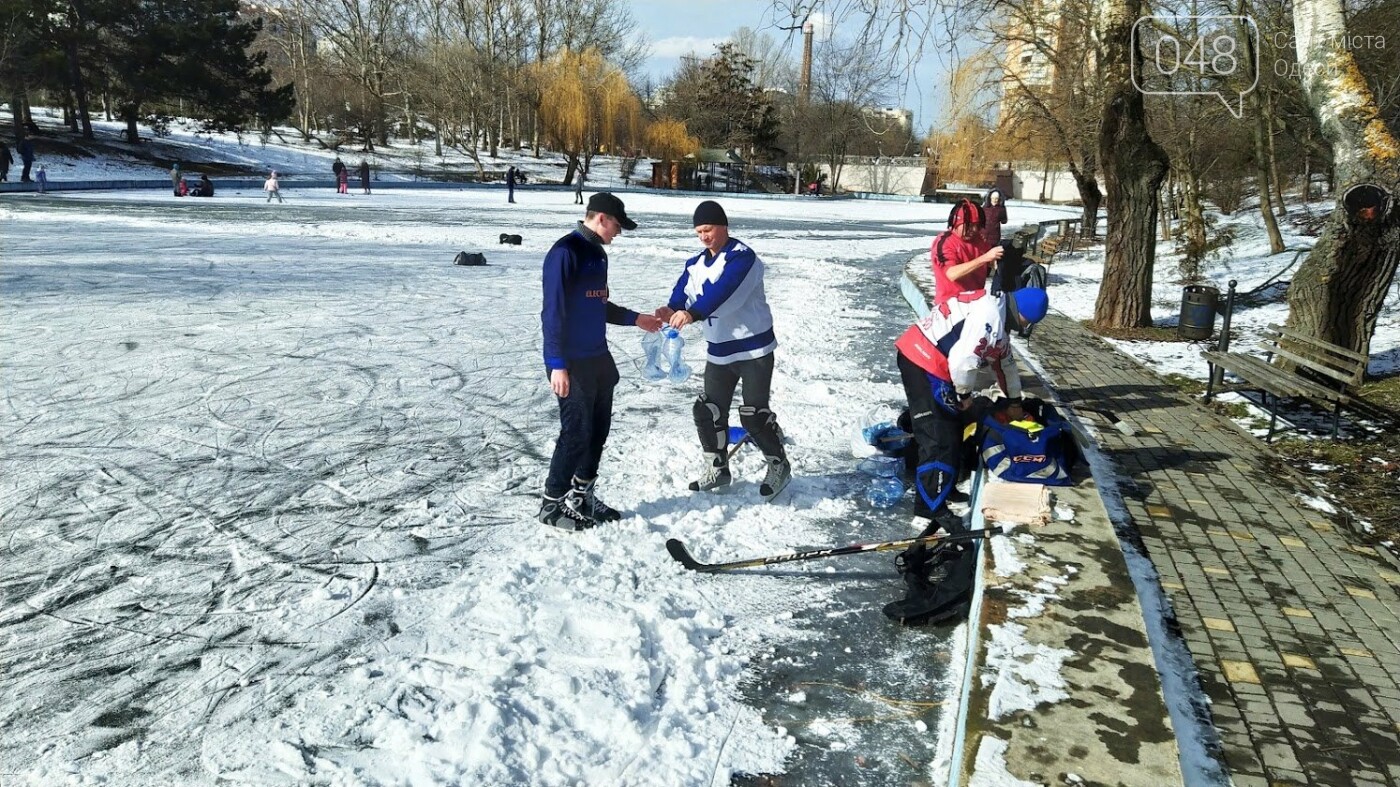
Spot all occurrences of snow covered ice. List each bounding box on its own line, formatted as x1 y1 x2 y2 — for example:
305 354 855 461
0 186 1079 785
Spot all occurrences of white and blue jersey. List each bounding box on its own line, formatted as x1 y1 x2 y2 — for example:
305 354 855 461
666 237 777 365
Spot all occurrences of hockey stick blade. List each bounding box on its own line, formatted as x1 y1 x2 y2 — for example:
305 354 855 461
667 527 1005 573
665 538 704 571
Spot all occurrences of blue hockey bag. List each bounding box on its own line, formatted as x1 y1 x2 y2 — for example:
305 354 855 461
979 399 1076 485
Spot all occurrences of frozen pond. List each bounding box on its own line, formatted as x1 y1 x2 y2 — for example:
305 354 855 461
0 188 1067 785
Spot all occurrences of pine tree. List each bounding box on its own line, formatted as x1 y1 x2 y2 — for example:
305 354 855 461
97 0 292 143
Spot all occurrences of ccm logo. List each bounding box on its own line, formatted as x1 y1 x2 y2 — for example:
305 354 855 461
1011 455 1047 464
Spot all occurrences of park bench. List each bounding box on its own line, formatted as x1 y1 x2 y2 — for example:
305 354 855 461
1202 324 1368 441
1026 233 1066 266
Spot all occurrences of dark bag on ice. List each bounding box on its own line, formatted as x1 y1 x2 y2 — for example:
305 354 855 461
884 539 976 626
979 398 1077 486
453 251 487 266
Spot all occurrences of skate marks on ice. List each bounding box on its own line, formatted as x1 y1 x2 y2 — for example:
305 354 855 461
0 202 554 781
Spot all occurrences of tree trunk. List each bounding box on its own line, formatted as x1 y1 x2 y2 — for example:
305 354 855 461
1182 169 1207 271
122 105 140 144
10 92 23 140
1159 171 1173 241
64 5 94 139
1092 0 1169 330
1069 167 1102 238
1253 106 1287 254
1266 102 1286 215
1284 0 1400 364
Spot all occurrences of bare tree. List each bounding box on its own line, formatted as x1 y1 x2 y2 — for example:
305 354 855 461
310 0 414 148
993 0 1105 235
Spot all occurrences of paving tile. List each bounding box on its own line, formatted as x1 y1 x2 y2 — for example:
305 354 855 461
1030 316 1400 787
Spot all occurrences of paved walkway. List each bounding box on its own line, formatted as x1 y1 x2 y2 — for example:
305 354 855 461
1031 314 1400 787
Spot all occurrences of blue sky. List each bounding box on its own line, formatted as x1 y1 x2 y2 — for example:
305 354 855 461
629 0 951 134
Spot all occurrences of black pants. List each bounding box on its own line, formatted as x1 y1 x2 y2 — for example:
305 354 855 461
700 353 783 457
897 351 967 524
545 354 619 496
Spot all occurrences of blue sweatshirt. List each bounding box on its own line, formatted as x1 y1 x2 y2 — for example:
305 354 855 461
541 226 640 370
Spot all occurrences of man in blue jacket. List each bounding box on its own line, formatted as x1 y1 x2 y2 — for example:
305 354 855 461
539 192 662 530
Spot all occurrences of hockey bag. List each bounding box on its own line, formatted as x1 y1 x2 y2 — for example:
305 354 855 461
979 398 1077 486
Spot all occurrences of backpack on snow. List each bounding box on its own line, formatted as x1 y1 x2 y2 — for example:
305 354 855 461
453 251 487 266
978 398 1077 486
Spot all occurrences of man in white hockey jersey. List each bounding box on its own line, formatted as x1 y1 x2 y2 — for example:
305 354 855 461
894 286 1049 531
884 286 1048 626
656 200 791 501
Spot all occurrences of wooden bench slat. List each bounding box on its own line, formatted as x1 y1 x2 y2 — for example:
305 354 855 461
1202 351 1351 402
1266 345 1364 387
1265 324 1370 364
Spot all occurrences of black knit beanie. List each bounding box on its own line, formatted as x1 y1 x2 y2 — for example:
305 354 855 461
692 200 728 227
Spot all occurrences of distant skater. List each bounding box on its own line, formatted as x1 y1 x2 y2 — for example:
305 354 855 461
359 160 371 195
264 170 283 203
35 165 46 194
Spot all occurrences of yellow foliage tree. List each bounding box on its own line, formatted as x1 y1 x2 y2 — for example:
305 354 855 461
644 119 700 162
533 48 642 181
926 116 996 187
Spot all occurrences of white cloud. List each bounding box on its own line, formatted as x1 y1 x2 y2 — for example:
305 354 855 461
650 35 726 59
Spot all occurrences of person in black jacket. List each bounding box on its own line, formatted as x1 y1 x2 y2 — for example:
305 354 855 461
17 138 34 182
358 160 371 194
0 141 12 181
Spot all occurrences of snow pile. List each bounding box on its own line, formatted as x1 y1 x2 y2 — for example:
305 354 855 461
968 736 1043 787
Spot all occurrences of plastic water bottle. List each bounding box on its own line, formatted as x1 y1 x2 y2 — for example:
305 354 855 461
662 326 691 383
640 331 666 381
866 476 906 508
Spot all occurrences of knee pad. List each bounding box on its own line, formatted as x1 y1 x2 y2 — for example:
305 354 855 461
693 396 726 453
739 406 784 456
914 460 956 514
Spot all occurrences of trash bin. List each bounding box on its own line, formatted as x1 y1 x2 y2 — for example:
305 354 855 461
1178 284 1219 340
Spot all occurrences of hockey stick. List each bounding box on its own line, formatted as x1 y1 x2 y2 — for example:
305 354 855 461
666 526 1005 573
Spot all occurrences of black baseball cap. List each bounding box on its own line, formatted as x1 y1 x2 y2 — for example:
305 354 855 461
586 192 637 230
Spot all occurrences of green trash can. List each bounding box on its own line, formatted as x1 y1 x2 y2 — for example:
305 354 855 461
1178 285 1219 340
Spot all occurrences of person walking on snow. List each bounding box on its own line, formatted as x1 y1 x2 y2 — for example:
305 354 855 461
170 162 182 196
574 166 586 205
506 166 517 203
655 200 791 501
17 137 34 182
0 141 12 181
538 192 663 530
359 159 371 194
931 198 1003 313
35 164 46 194
332 157 347 194
982 188 1009 247
264 170 283 203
